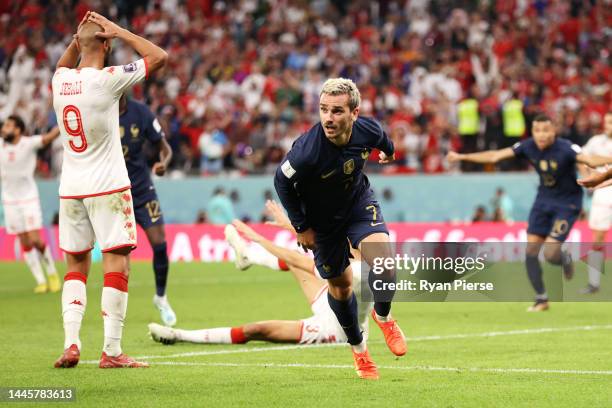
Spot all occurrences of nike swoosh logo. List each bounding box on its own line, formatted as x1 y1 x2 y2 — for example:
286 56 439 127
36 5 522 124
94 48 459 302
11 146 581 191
370 222 385 226
321 170 336 179
361 151 370 159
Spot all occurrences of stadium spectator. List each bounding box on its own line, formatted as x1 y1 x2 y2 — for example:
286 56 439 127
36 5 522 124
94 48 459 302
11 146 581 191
206 187 236 225
0 1 609 176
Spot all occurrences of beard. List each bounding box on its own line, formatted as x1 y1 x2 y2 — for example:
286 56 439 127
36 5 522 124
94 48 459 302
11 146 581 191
2 132 15 143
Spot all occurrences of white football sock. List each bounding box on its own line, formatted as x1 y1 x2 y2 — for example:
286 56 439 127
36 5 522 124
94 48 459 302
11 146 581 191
39 245 58 276
246 244 280 270
23 249 46 285
101 287 128 357
176 327 232 344
62 277 87 350
587 249 604 288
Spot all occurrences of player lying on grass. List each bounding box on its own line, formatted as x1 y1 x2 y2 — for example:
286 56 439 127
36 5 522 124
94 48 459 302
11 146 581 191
447 114 612 312
149 202 403 351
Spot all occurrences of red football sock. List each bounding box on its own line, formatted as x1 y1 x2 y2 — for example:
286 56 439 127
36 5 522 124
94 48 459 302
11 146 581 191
230 326 247 344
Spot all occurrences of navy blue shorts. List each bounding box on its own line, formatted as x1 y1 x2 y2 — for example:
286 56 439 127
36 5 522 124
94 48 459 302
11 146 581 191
133 191 165 230
313 200 388 280
527 202 580 242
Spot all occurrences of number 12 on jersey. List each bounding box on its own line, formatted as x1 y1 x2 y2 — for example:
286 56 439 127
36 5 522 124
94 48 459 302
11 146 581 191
62 105 88 153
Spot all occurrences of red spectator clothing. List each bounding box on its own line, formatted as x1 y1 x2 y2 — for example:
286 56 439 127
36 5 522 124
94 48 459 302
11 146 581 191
558 18 580 45
186 0 213 18
180 125 204 150
492 38 514 60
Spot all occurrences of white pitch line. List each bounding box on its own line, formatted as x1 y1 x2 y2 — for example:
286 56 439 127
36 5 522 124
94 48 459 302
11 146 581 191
80 324 612 364
140 361 612 376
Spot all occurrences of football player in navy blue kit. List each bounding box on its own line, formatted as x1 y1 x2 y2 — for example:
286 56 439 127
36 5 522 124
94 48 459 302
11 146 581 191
274 78 406 380
448 114 612 311
119 94 176 326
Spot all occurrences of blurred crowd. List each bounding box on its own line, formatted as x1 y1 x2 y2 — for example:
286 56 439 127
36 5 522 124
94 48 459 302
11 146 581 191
0 0 610 177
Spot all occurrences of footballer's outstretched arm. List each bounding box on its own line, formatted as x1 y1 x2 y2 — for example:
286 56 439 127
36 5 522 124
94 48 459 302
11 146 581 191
87 12 168 74
41 126 61 147
447 148 515 164
578 167 612 189
576 154 612 169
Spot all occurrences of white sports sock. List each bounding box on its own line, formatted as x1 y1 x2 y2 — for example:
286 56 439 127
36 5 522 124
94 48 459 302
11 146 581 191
246 244 280 270
587 249 604 288
101 287 128 357
23 249 46 285
39 246 57 276
176 327 232 344
352 339 367 353
62 277 87 350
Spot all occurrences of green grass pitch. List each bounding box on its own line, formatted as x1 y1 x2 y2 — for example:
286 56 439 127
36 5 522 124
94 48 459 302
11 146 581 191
1 261 611 407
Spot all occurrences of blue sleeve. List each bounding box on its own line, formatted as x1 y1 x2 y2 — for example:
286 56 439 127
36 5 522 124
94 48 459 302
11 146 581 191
376 127 395 157
273 143 311 232
363 118 394 156
143 107 163 144
512 140 528 159
565 141 581 162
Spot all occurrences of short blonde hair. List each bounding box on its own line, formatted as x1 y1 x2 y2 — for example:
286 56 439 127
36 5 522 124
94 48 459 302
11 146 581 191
320 78 361 111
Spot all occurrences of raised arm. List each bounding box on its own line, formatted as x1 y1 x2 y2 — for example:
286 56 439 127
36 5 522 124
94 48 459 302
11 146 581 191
447 148 515 164
87 12 168 75
56 12 91 69
264 200 296 234
41 126 60 147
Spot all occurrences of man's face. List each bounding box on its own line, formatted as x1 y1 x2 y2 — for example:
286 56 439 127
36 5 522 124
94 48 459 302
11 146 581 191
319 93 358 142
604 113 612 138
1 119 19 141
532 120 555 150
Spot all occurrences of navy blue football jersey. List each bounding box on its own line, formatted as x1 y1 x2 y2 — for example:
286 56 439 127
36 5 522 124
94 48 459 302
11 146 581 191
119 99 163 202
274 116 394 233
512 138 583 209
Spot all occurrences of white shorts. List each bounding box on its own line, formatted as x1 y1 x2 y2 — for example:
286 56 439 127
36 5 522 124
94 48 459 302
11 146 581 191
3 199 43 235
59 189 137 254
589 188 612 231
299 286 347 344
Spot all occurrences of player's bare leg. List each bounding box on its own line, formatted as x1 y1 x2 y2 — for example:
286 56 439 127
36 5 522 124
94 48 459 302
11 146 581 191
99 248 148 368
359 232 406 356
18 232 48 293
582 230 606 294
525 234 549 311
149 320 302 345
328 267 378 380
55 251 90 368
145 224 176 326
27 230 60 292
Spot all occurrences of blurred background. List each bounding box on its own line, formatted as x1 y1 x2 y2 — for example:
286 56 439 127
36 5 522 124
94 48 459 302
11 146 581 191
0 0 610 226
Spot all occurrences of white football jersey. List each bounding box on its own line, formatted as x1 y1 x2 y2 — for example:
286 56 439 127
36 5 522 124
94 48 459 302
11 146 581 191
582 134 612 172
52 59 147 198
0 135 43 204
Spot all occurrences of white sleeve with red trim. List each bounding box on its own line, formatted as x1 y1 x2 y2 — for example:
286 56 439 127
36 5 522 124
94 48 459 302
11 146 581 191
101 59 147 97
